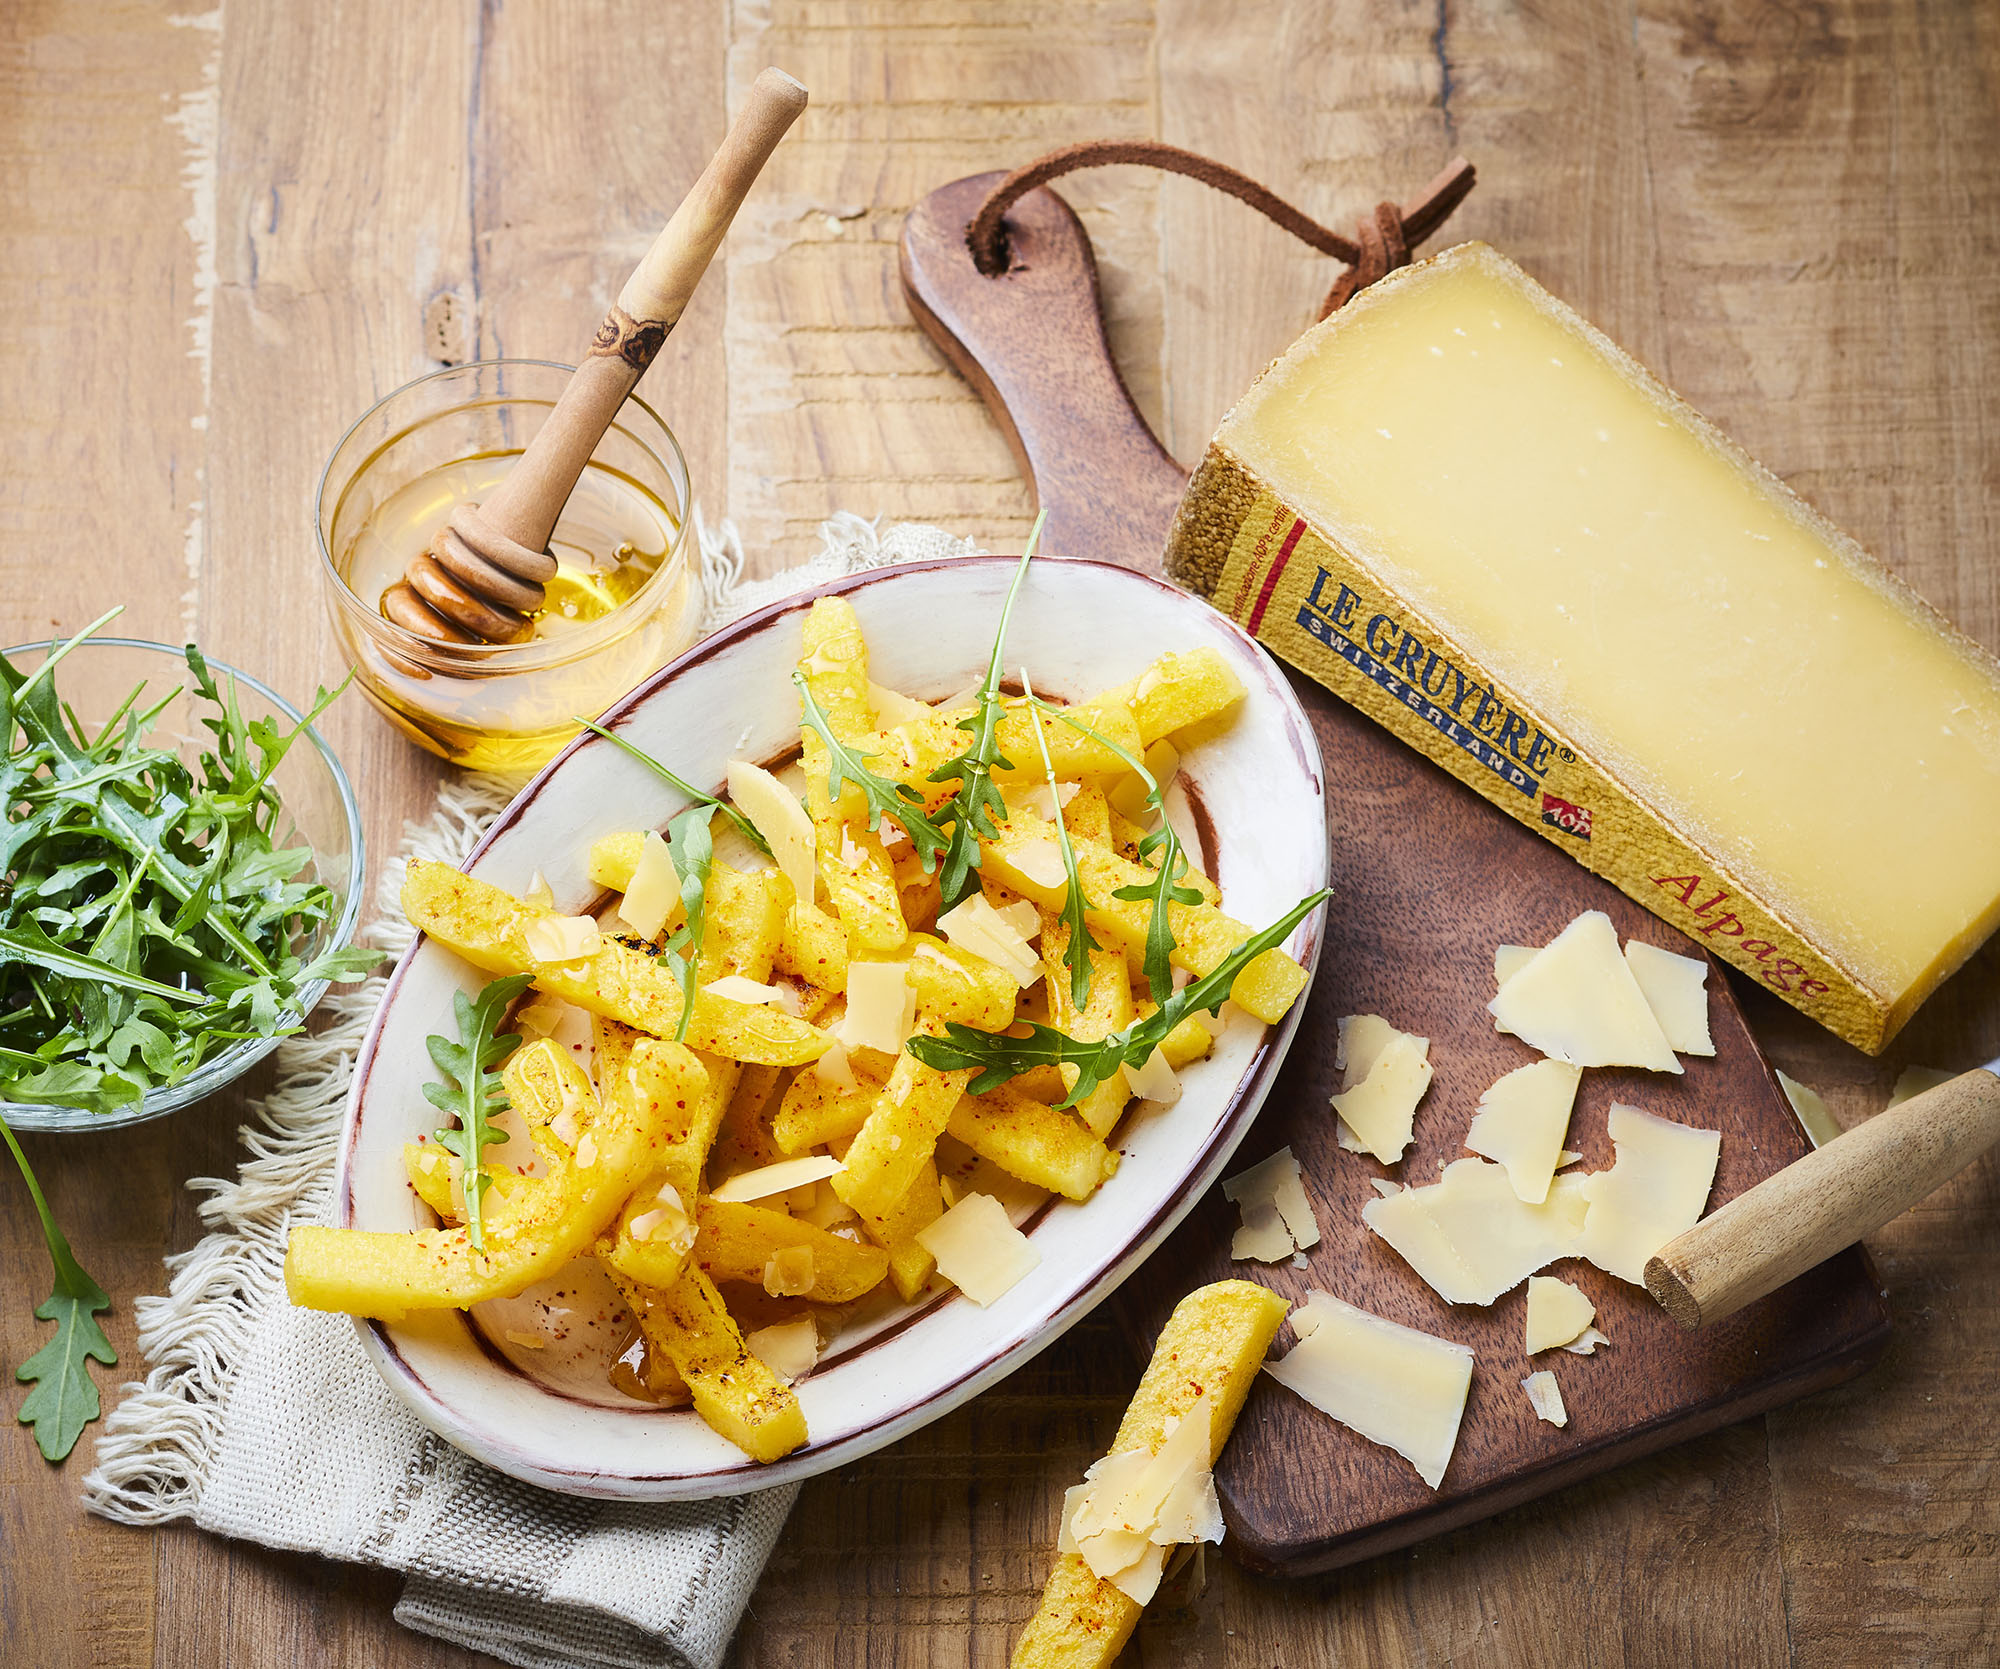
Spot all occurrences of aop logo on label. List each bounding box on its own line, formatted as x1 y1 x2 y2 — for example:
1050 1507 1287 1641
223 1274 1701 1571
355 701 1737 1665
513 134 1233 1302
1295 567 1557 800
1540 792 1591 839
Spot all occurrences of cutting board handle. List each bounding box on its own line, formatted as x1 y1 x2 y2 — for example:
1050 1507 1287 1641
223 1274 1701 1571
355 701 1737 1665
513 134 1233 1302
899 171 1188 568
1646 1065 2000 1329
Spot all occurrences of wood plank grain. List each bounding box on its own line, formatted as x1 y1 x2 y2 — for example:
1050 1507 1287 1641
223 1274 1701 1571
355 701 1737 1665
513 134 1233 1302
1629 0 2000 1659
0 5 225 1666
723 0 1165 573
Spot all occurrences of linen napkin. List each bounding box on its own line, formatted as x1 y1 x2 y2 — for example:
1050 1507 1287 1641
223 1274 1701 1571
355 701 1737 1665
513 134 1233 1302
82 515 981 1669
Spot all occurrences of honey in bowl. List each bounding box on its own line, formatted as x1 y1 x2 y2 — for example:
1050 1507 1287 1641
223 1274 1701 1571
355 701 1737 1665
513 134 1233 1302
317 360 699 772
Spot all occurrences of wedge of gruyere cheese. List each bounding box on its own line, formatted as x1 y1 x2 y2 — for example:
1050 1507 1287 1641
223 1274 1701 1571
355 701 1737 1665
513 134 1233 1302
1573 1104 1721 1284
1331 1013 1433 1162
1265 1291 1472 1489
1166 240 2000 1054
1361 1158 1587 1305
1488 912 1680 1073
1524 1275 1596 1354
1464 1059 1582 1204
1623 940 1714 1056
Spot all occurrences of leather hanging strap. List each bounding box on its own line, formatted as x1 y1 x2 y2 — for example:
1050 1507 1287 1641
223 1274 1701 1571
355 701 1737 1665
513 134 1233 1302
965 141 1476 320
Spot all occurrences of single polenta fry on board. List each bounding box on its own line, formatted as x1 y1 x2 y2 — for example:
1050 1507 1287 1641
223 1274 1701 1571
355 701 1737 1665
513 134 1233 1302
1009 1279 1288 1669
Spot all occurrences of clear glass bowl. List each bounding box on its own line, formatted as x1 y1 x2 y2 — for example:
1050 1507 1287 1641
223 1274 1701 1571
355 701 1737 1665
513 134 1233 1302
316 359 698 772
0 638 366 1133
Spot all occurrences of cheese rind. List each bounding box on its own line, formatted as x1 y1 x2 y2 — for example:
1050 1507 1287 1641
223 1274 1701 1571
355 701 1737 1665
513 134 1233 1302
1266 1291 1473 1489
1573 1104 1722 1284
1488 912 1679 1073
1168 241 2000 1052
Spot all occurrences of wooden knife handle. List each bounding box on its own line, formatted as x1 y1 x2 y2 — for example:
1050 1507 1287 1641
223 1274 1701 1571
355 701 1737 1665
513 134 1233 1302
1646 1065 2000 1330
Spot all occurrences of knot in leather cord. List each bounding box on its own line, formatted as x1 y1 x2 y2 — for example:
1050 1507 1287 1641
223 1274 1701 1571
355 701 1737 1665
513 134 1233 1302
966 142 1476 320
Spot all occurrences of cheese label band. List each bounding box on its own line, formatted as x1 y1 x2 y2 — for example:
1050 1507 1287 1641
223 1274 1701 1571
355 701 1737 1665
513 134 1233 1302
1181 465 1882 1050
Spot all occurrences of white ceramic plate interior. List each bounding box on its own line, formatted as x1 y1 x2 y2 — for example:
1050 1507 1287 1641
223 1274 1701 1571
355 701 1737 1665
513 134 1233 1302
340 555 1328 1497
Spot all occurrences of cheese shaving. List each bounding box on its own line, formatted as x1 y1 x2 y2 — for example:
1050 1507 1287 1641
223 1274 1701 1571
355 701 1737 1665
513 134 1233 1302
866 678 932 726
1889 1065 1954 1107
937 893 1042 987
1058 1390 1223 1606
1777 1070 1841 1150
1574 1103 1722 1284
1521 1370 1568 1427
745 1317 821 1385
762 1244 816 1298
1561 1326 1612 1356
1121 1045 1181 1106
1221 1147 1320 1262
1487 911 1681 1073
523 913 602 964
502 1329 548 1351
704 974 790 1007
616 829 681 942
914 1191 1040 1305
1524 1275 1596 1354
523 870 555 911
812 1039 860 1094
1329 1014 1432 1163
1009 839 1067 891
710 1154 844 1204
727 759 818 908
1020 780 1081 823
1623 939 1715 1056
1464 1059 1582 1204
1266 1291 1472 1489
836 960 915 1055
1361 1158 1589 1305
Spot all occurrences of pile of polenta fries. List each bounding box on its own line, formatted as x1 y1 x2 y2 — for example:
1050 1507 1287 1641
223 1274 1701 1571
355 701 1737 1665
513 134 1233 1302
286 576 1316 1465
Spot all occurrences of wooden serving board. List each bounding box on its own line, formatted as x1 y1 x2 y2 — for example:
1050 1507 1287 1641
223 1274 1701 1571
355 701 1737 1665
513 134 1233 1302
902 172 1891 1578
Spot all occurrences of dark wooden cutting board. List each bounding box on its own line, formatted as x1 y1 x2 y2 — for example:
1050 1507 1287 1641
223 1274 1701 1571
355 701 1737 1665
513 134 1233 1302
902 171 1891 1578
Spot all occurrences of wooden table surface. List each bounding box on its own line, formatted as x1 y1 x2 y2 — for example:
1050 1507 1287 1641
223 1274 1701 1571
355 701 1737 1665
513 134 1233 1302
4 2 1996 1663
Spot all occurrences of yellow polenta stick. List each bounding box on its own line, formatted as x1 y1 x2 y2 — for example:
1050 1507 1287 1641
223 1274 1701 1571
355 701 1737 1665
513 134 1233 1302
286 1037 707 1320
1010 1280 1289 1669
402 860 829 1066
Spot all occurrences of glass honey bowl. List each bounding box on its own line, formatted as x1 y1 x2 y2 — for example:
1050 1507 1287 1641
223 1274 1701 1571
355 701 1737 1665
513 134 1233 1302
316 360 698 771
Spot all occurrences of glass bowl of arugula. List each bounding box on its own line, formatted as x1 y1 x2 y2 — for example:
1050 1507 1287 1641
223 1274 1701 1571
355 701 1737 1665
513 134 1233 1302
0 617 371 1132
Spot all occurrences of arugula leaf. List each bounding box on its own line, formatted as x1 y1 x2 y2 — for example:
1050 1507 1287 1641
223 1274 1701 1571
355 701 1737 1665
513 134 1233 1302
927 515 1046 912
424 974 534 1253
1026 699 1200 1003
1018 672 1098 1011
656 804 715 1044
576 718 774 859
2 1116 116 1462
909 887 1330 1107
792 674 951 872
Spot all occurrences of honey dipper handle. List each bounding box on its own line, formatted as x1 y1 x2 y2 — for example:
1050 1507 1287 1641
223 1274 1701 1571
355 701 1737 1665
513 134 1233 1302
475 67 808 556
1645 1064 2000 1330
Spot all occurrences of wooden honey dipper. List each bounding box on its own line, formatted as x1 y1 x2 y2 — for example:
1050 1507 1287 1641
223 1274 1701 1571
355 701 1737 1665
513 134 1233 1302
382 67 809 644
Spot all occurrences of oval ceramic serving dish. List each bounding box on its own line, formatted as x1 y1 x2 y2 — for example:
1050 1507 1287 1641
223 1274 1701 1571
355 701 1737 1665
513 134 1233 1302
340 554 1328 1498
